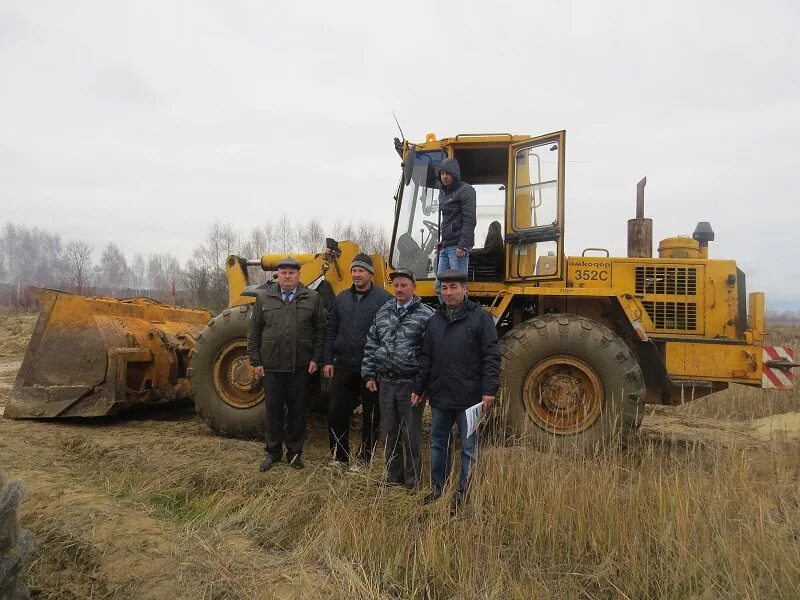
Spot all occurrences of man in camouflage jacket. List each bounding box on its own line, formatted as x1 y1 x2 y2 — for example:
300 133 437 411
362 268 434 489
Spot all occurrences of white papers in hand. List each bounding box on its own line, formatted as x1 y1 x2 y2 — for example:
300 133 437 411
465 401 484 437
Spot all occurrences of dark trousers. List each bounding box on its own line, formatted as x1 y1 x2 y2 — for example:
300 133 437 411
263 369 308 461
380 381 423 485
328 368 380 463
430 407 478 495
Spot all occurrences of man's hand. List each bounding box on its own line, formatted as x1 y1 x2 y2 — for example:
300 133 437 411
253 365 265 377
365 379 378 392
456 247 467 258
482 395 496 411
322 364 335 379
308 361 319 375
411 392 422 406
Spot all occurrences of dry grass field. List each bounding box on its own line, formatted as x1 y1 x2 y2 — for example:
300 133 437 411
1 307 798 599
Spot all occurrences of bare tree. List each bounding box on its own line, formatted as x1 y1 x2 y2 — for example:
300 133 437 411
191 220 241 273
183 257 227 311
63 240 93 294
355 221 390 257
145 253 183 301
35 230 63 287
183 221 244 309
273 215 297 254
241 226 268 259
98 242 130 293
0 223 23 301
0 218 392 308
297 218 326 253
333 220 357 243
331 219 389 258
129 253 147 290
1 223 63 301
240 226 274 286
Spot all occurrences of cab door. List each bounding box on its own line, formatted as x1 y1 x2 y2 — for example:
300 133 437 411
505 130 566 282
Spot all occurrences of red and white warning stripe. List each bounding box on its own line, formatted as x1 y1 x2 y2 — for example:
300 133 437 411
762 346 796 389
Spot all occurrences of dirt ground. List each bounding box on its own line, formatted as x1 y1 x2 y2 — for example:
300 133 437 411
1 310 799 598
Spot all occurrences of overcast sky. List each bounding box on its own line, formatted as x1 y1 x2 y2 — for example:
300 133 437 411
1 1 798 304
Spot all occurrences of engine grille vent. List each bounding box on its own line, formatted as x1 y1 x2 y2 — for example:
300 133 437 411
635 266 697 296
641 301 697 331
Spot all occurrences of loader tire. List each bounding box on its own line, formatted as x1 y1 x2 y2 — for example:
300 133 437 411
499 313 645 450
189 305 265 439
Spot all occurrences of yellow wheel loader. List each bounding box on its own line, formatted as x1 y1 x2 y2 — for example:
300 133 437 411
7 130 797 449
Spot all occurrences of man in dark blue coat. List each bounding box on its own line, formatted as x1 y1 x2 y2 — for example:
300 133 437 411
412 269 501 507
436 158 476 298
322 254 392 469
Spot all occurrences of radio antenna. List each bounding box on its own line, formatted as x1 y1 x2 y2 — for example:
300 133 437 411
392 111 405 141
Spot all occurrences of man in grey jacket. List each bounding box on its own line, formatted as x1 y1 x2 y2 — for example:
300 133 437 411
362 268 434 490
436 157 477 297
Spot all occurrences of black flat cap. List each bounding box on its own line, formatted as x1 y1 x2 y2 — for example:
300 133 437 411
389 267 415 283
276 257 301 270
437 268 468 283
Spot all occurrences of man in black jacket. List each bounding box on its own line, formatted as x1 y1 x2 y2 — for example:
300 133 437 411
322 254 392 469
412 269 501 507
436 158 477 298
248 257 327 472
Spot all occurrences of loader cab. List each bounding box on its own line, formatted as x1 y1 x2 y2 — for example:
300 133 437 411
389 131 566 287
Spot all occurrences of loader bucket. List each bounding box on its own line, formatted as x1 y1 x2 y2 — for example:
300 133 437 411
5 288 212 419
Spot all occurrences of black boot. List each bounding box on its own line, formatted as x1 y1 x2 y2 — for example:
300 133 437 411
288 454 305 470
423 491 441 505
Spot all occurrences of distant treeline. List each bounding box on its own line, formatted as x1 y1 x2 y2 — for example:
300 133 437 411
766 310 800 323
0 218 388 312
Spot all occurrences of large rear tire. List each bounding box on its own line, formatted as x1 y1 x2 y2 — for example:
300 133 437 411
188 305 266 438
500 313 645 450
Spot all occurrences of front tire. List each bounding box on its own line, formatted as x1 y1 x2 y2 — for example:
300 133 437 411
188 305 266 438
500 313 645 450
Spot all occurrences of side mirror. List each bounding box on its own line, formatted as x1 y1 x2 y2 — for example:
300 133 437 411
403 144 416 186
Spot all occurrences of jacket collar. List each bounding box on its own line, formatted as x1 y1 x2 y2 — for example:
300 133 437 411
437 299 475 322
350 282 374 296
267 283 307 299
393 294 422 314
406 294 423 308
440 179 463 195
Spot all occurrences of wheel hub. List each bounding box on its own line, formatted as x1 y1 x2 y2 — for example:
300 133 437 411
523 356 604 435
212 340 264 409
539 372 584 413
229 356 257 392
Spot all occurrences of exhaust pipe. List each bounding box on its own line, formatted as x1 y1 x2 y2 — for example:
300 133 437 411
627 176 653 258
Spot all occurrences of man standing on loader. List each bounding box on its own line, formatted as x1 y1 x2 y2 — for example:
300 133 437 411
436 158 476 297
412 269 501 509
362 268 434 490
248 257 326 472
322 254 392 470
